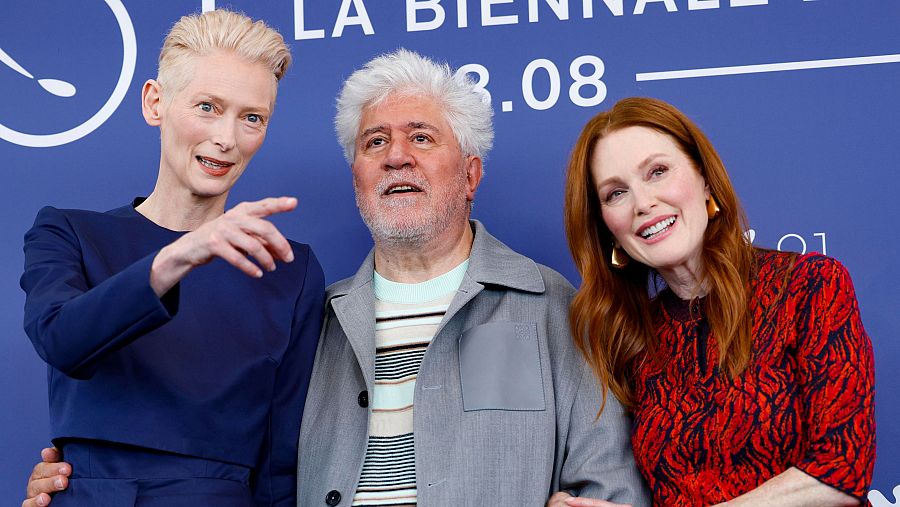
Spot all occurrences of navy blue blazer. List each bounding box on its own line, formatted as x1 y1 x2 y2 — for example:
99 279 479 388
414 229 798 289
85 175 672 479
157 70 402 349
20 201 324 506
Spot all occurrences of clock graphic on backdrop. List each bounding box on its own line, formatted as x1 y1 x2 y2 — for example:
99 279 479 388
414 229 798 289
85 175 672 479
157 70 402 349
0 0 136 148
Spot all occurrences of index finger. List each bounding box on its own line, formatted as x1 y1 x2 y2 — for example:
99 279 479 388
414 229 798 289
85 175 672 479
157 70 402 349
40 447 62 464
236 197 298 218
30 461 70 481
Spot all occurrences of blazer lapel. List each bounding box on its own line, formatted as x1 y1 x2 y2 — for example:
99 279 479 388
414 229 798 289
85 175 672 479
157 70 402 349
328 250 378 389
328 222 546 382
435 220 545 340
435 273 483 341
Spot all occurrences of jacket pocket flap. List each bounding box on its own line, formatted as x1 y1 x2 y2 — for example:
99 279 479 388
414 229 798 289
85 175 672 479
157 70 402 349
458 322 545 411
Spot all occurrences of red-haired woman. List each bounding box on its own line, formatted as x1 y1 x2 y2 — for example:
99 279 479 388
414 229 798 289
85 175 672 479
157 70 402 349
559 97 874 507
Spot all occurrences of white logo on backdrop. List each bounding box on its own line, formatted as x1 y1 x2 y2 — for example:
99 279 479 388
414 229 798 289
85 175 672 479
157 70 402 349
870 485 900 507
0 0 136 148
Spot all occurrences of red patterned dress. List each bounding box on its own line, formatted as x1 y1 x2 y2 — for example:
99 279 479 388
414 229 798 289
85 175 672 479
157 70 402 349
631 251 875 506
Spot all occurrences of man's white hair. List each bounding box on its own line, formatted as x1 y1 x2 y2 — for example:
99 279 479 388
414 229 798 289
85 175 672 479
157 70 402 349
334 48 494 163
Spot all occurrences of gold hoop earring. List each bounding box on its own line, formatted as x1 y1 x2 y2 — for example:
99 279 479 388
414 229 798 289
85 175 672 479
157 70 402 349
706 195 721 219
611 245 629 269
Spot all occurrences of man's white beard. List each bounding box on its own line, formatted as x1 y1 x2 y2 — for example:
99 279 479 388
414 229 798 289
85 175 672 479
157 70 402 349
355 170 470 245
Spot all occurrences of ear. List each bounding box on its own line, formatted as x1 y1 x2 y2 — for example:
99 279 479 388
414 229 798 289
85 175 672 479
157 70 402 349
464 155 483 202
141 79 163 127
704 181 711 200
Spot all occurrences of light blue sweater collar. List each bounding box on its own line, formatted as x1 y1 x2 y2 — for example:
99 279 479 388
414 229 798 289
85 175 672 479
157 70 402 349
373 259 469 304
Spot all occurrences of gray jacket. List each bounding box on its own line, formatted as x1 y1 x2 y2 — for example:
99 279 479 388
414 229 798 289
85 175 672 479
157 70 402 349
297 220 649 506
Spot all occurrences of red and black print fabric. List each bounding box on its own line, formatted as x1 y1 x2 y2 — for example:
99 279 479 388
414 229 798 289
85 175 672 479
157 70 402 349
631 250 875 506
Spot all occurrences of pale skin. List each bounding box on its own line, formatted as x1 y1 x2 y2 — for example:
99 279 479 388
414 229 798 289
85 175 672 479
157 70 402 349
138 50 295 294
573 126 859 507
22 51 297 507
592 127 712 301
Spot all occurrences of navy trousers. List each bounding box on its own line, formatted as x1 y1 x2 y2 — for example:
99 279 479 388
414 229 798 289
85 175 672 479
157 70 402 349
52 440 255 507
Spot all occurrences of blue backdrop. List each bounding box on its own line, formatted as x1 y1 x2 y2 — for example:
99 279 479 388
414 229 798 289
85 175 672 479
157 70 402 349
2 0 897 504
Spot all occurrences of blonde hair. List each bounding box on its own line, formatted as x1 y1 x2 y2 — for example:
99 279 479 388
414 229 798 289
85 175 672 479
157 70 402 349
157 10 291 98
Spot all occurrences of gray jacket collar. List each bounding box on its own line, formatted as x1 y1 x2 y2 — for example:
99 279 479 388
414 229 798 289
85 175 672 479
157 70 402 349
326 220 546 390
327 219 545 300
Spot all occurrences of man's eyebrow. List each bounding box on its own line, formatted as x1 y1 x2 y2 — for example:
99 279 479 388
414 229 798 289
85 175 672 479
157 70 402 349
360 125 387 138
407 121 438 131
360 122 440 139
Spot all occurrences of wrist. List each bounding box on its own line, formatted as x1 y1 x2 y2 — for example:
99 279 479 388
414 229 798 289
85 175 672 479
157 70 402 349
150 243 192 296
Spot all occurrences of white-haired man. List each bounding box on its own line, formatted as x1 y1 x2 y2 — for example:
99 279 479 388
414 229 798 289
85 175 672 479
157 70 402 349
297 49 648 507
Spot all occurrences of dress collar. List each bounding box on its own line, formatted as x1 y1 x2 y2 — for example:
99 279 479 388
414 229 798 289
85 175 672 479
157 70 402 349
658 288 706 323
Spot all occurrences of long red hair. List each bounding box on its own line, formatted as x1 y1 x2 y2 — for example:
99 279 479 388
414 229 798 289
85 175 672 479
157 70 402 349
564 97 755 411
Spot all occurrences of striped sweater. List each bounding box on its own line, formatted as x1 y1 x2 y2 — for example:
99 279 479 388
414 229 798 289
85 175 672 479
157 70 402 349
352 260 469 507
